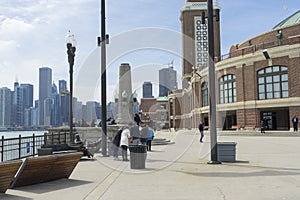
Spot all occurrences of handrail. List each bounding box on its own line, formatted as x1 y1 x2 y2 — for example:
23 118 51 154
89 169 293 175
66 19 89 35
0 131 74 162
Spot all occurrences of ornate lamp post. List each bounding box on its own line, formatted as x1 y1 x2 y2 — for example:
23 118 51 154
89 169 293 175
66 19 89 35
66 31 76 143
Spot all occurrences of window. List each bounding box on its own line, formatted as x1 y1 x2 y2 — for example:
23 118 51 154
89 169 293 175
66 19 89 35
257 66 288 100
201 82 208 107
219 74 236 104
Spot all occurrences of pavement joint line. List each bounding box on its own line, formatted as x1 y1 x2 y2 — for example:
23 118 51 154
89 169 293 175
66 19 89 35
83 162 127 200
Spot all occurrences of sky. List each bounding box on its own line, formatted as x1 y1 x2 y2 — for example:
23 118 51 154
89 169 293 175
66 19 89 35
0 0 299 104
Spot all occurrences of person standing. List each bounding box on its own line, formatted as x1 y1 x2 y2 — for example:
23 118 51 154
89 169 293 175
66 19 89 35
130 122 140 145
120 126 130 161
198 122 204 143
292 116 299 132
147 128 154 151
140 121 149 145
112 128 122 160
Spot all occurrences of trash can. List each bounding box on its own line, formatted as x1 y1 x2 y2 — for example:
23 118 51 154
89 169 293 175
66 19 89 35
217 142 237 162
128 145 147 169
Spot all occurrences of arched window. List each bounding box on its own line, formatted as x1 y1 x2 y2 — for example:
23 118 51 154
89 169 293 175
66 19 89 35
219 74 236 104
201 82 208 107
257 66 288 100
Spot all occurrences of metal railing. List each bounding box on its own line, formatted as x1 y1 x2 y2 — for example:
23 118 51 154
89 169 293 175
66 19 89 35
0 131 75 162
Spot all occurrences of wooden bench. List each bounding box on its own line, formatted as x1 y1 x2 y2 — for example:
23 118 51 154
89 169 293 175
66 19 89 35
0 160 22 193
10 152 83 188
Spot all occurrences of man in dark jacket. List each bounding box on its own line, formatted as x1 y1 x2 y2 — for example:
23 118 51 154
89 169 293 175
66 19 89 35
292 116 299 132
112 128 122 160
198 122 204 143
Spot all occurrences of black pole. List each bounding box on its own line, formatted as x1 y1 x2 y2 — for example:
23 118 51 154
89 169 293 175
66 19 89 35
207 0 221 164
67 43 75 143
101 0 108 156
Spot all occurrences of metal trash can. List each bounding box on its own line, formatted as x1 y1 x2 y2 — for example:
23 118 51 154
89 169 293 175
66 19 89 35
217 142 237 162
128 145 147 169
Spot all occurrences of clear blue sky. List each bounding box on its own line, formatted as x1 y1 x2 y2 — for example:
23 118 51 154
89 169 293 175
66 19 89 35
0 0 298 103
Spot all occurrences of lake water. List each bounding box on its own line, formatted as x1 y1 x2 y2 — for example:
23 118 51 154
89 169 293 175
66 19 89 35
0 130 47 139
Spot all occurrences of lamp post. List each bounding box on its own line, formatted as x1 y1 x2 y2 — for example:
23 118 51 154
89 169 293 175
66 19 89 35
207 0 221 164
66 30 76 143
100 0 108 156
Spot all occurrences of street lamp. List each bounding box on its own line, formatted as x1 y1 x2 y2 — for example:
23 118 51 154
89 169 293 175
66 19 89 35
66 30 76 143
207 0 221 164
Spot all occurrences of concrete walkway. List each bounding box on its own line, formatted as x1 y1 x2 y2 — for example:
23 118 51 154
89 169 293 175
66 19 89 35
2 130 300 200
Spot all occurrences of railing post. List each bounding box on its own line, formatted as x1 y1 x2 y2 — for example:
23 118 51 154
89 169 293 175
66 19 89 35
64 131 67 144
33 134 35 156
44 132 47 145
19 135 21 159
1 136 4 162
58 131 61 144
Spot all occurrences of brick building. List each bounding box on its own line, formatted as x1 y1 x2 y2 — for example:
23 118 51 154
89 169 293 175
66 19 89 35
169 1 300 131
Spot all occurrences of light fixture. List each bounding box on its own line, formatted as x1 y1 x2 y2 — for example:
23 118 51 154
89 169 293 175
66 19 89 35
263 49 270 59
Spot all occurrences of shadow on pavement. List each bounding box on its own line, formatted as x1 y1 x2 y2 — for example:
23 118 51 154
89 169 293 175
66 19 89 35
180 169 300 178
0 194 32 200
11 179 92 194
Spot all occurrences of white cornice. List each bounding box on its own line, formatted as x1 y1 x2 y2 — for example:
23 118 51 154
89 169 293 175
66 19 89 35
181 1 221 12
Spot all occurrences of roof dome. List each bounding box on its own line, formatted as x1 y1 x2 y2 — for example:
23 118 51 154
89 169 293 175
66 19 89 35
273 10 300 29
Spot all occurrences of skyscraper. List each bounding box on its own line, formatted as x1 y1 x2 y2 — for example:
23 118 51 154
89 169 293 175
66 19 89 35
38 67 52 126
20 84 33 109
159 66 177 97
143 81 154 98
0 87 12 128
59 80 67 94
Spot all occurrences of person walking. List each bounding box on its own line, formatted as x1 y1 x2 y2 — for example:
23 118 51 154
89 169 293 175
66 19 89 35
120 126 130 161
260 119 265 134
147 128 154 151
292 116 299 132
112 128 122 160
198 122 204 143
139 121 149 145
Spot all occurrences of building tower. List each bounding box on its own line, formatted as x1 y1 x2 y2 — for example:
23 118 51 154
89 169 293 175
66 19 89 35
59 80 67 94
38 67 52 126
143 81 154 98
117 63 133 124
0 87 12 128
159 64 177 97
180 0 221 87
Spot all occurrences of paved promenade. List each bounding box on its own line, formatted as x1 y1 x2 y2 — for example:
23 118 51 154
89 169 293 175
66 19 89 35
2 130 300 200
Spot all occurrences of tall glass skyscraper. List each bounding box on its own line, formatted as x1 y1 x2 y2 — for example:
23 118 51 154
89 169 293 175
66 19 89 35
159 66 177 97
143 81 154 98
59 80 67 94
0 87 12 127
38 67 52 126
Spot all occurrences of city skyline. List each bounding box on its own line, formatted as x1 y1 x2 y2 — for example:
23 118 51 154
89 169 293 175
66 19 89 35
0 1 299 103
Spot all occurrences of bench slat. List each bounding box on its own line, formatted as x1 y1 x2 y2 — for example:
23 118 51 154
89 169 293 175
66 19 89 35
0 160 22 193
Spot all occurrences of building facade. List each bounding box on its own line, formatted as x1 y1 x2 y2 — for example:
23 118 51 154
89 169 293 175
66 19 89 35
169 1 300 131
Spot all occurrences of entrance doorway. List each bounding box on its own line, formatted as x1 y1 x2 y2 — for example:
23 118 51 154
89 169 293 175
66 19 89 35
260 109 289 130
